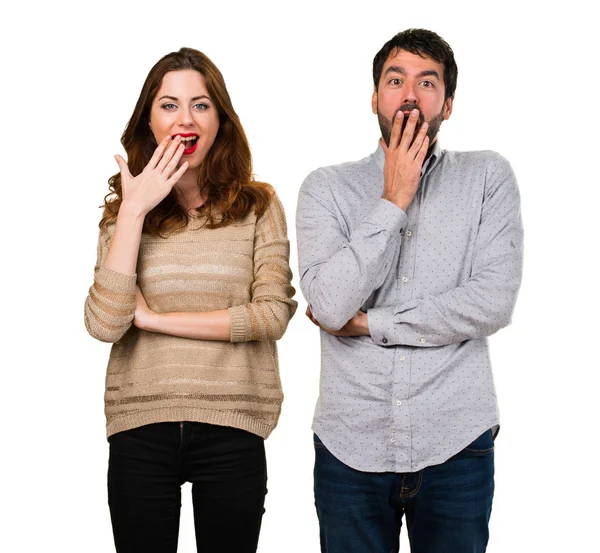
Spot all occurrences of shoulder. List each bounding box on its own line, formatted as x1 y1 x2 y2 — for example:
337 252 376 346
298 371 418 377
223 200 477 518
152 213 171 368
443 150 519 206
303 152 376 186
442 149 513 174
299 152 378 204
247 184 287 226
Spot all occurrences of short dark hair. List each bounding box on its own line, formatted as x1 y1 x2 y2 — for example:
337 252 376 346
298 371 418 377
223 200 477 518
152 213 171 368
372 29 458 100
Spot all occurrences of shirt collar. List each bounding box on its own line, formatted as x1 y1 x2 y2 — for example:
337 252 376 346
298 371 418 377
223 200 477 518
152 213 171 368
374 139 443 177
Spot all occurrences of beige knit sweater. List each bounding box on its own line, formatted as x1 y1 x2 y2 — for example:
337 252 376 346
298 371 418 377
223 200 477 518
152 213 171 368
84 192 297 439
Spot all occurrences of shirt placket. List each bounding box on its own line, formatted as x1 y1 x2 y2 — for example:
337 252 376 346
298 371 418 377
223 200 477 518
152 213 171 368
391 190 420 468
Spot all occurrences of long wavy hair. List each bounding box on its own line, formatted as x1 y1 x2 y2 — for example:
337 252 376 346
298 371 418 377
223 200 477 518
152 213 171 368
100 47 272 235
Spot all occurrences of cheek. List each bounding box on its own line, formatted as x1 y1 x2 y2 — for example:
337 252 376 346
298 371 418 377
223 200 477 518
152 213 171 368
149 110 172 141
202 115 220 141
378 91 400 115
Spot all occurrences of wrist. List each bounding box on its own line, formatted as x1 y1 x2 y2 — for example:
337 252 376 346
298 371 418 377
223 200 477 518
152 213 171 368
119 201 148 221
381 194 411 212
357 311 370 335
137 309 160 332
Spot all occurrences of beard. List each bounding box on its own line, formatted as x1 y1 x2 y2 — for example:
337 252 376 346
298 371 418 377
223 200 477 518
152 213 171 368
378 103 445 148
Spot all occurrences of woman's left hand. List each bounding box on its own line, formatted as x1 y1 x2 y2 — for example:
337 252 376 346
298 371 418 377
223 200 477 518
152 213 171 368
133 285 155 331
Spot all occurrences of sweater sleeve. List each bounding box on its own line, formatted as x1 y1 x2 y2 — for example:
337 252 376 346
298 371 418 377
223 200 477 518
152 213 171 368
228 193 298 342
84 224 137 343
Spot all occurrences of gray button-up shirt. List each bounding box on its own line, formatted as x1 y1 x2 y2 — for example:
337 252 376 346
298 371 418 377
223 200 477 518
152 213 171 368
296 142 523 472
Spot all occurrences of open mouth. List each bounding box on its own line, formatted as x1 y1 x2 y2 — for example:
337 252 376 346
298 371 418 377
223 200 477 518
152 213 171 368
173 134 199 155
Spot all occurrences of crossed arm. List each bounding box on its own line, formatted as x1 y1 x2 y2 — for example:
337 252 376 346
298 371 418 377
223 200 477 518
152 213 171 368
297 154 523 347
84 137 296 343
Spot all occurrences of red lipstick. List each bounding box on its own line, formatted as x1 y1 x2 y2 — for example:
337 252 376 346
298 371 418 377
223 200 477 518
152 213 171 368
172 133 199 156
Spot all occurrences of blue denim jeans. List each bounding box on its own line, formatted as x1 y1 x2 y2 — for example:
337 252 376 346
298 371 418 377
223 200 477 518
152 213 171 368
314 430 495 553
108 422 267 553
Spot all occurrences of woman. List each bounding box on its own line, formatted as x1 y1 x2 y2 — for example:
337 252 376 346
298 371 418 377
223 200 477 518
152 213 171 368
84 47 297 553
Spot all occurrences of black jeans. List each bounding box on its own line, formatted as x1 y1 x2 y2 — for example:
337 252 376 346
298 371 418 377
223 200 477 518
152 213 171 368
108 422 267 553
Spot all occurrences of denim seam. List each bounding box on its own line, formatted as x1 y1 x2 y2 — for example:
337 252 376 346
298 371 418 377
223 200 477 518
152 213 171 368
398 470 423 499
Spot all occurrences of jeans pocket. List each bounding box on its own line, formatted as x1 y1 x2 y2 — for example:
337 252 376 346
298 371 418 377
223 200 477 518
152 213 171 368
462 429 494 456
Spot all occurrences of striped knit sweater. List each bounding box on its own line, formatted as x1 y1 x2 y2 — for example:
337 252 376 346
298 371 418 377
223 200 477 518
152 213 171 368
84 192 297 439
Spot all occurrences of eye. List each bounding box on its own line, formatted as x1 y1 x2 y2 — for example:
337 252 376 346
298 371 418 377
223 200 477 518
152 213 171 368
161 103 177 110
193 103 209 111
389 78 402 86
421 80 434 88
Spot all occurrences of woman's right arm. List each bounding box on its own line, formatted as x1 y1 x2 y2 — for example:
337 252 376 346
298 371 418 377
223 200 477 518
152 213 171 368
84 135 187 343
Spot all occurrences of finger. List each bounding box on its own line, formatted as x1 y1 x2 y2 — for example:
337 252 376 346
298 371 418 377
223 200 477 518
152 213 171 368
156 136 183 172
147 135 173 170
389 111 405 150
399 109 420 151
165 160 189 188
408 121 429 159
379 137 388 153
414 135 430 166
114 155 133 179
164 143 186 177
305 306 312 317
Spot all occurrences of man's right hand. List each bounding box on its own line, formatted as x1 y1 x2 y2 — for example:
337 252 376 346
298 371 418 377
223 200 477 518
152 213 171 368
381 108 429 212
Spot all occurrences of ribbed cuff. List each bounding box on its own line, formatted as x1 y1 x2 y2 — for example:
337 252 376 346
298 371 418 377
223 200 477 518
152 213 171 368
228 305 248 342
96 265 137 293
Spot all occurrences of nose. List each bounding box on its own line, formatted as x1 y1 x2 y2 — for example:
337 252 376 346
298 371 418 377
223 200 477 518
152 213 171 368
176 106 194 127
401 81 418 105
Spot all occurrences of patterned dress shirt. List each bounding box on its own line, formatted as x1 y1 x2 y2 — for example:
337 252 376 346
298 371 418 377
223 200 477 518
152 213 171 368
296 142 523 472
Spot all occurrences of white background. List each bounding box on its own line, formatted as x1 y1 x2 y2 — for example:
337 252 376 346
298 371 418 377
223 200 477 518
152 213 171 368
2 0 598 551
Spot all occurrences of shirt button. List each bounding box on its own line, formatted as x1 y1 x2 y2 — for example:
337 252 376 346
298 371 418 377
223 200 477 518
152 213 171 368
382 337 388 344
392 428 396 433
390 438 396 443
396 400 402 406
399 356 405 361
401 276 408 283
405 230 412 237
420 338 425 343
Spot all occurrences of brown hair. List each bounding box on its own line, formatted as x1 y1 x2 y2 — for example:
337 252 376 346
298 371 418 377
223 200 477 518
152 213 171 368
100 47 272 234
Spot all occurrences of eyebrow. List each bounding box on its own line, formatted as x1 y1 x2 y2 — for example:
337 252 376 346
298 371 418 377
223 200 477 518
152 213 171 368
384 66 441 80
157 95 211 102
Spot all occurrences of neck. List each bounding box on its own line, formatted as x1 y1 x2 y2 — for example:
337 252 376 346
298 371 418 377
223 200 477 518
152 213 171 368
426 136 438 160
175 170 205 212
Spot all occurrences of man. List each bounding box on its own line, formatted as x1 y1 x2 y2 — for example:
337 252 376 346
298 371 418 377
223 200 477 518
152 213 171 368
296 29 523 553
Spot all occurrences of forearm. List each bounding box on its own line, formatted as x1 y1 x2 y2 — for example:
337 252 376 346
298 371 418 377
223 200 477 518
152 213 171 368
368 270 521 347
103 204 145 274
140 309 232 341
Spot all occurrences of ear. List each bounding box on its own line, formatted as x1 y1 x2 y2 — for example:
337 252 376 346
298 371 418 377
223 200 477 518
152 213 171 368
371 87 378 115
443 97 453 120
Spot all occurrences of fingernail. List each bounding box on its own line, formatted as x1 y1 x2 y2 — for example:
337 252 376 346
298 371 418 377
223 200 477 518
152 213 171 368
411 109 419 117
396 111 403 119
